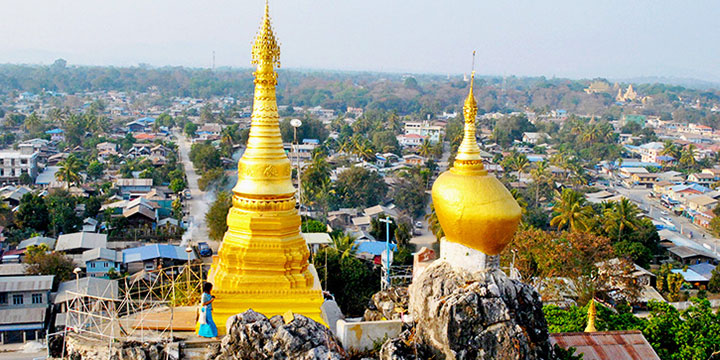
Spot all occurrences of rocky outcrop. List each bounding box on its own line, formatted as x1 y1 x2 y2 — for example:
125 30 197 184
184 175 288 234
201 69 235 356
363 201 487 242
363 287 409 321
63 335 175 360
381 260 553 360
207 309 346 360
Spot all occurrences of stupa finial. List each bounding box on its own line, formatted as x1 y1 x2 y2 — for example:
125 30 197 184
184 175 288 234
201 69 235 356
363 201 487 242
454 51 484 172
585 299 597 332
252 0 280 68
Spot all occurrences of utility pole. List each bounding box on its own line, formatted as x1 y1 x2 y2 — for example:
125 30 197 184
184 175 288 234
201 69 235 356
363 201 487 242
291 119 303 213
379 216 393 290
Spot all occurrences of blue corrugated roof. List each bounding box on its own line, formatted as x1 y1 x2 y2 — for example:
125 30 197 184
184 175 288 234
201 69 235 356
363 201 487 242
122 244 195 263
45 128 64 134
688 263 715 279
355 241 397 256
671 268 708 282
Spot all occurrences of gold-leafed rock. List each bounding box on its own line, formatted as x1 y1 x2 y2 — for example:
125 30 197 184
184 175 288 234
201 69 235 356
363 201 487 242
431 71 521 255
206 1 324 334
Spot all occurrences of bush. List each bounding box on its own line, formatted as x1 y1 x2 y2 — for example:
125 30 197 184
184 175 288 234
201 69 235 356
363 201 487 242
313 248 380 316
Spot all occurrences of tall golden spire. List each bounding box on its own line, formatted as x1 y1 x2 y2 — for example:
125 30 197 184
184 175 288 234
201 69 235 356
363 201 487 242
453 69 484 173
585 299 598 332
430 52 521 256
234 0 293 197
207 1 324 334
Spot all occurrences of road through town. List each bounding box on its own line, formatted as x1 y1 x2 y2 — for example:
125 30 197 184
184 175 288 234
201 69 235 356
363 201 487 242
614 186 720 256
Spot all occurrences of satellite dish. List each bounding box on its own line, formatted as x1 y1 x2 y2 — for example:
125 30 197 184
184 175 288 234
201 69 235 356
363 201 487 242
290 119 302 128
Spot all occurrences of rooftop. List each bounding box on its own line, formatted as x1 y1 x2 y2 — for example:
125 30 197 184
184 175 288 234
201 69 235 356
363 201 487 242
0 275 54 292
550 330 660 360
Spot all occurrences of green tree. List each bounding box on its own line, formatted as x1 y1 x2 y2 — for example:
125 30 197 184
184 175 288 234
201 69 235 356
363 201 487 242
45 190 82 236
312 246 380 316
56 154 83 188
184 121 198 137
550 188 595 232
86 160 105 180
169 178 187 194
602 198 641 241
16 193 49 232
189 143 221 172
205 191 232 241
301 218 327 233
334 167 388 209
709 266 720 293
24 244 75 289
426 203 444 241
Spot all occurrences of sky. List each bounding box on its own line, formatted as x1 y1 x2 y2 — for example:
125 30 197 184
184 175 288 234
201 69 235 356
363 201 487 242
1 0 719 81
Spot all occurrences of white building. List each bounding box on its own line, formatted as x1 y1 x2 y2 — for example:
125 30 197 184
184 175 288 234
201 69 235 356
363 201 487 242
0 145 39 184
404 121 443 144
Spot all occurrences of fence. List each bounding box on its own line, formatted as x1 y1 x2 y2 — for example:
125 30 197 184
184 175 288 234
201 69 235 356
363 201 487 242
59 263 210 357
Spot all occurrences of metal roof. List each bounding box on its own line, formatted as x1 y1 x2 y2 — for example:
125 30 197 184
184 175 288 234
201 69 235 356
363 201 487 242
17 236 56 250
0 308 46 326
550 330 660 360
0 264 29 277
54 277 119 304
671 268 708 282
122 244 196 263
302 233 332 245
355 241 397 256
0 275 54 292
56 232 108 252
82 248 122 263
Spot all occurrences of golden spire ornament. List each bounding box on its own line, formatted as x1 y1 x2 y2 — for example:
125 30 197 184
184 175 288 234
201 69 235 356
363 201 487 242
431 52 521 257
585 299 598 332
206 1 325 334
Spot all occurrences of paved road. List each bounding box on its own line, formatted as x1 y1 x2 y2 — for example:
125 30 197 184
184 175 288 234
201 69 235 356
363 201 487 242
614 186 720 255
174 131 212 251
410 141 451 249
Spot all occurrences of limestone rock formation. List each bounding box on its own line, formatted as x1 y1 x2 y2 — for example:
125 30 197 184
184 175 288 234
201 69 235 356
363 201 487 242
381 260 553 360
207 309 346 360
363 287 409 321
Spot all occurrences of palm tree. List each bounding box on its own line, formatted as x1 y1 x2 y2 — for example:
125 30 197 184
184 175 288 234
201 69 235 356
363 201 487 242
509 188 528 214
511 153 530 181
418 139 433 159
661 140 680 160
550 188 595 232
426 203 444 241
603 199 641 241
56 154 83 189
331 232 357 259
680 144 697 168
531 161 551 204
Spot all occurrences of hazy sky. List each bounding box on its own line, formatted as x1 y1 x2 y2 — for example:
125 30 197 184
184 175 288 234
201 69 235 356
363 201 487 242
1 0 719 81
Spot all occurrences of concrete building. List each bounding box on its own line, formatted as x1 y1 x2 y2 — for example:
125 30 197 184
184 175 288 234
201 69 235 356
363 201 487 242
0 145 39 185
0 275 54 343
404 121 443 144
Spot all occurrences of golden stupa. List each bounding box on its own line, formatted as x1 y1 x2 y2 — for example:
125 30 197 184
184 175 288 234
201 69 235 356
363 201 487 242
206 1 324 334
431 71 522 255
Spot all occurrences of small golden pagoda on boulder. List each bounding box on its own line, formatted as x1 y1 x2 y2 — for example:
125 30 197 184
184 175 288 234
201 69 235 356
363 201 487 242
431 68 522 269
206 1 324 334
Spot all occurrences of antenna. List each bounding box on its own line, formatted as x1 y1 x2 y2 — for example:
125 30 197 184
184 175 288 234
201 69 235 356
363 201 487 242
471 50 476 73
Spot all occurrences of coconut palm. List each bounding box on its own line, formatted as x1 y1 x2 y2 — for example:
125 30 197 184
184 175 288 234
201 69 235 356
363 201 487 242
603 198 641 241
661 140 680 160
550 188 595 232
531 161 551 204
511 153 530 181
331 232 357 259
679 144 697 168
56 154 83 189
418 139 433 159
426 203 444 241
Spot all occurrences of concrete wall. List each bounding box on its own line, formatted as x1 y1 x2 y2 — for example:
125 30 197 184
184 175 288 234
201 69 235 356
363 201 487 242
336 319 402 351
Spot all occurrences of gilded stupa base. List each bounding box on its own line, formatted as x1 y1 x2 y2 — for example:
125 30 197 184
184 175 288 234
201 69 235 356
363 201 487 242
207 277 325 334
